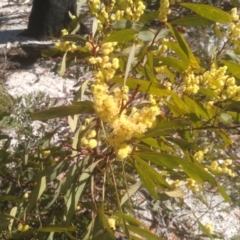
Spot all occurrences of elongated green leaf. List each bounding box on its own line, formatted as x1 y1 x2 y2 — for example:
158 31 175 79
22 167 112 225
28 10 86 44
218 129 232 146
142 119 187 138
38 225 77 232
134 160 160 199
134 152 217 185
156 56 187 72
124 44 135 85
134 156 170 188
167 137 200 151
180 3 232 23
36 160 65 180
183 95 210 120
26 176 47 214
164 42 189 64
120 182 142 206
169 94 189 114
221 60 240 79
68 115 78 132
65 159 101 225
114 213 148 230
165 189 186 198
59 51 67 76
166 23 200 69
9 207 18 232
103 29 136 43
171 14 214 26
83 220 95 240
140 137 162 148
92 205 116 240
32 101 94 120
127 225 164 240
140 119 189 139
199 86 217 98
0 195 24 203
137 30 155 41
111 20 144 31
112 77 174 98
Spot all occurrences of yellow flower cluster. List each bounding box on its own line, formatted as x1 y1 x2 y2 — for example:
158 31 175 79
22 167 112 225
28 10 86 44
122 0 146 21
108 218 116 230
183 71 200 94
183 65 240 101
185 178 199 192
101 42 117 56
158 0 170 22
61 29 68 36
169 179 181 188
81 130 98 150
55 41 77 53
209 159 235 177
228 8 240 41
88 0 100 9
87 42 119 83
194 149 208 163
111 10 124 21
204 223 214 234
91 83 159 159
18 223 30 232
201 65 240 101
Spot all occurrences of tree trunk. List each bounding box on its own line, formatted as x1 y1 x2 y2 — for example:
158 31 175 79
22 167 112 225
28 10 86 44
23 0 77 40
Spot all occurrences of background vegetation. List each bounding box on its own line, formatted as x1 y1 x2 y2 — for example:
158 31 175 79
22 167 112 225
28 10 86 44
1 0 240 239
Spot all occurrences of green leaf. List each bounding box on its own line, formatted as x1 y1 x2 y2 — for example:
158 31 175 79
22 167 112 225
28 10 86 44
115 213 148 230
26 176 47 214
103 29 136 43
166 22 200 69
199 86 217 98
124 44 136 85
164 42 190 64
127 225 163 240
167 137 200 151
217 184 231 202
134 152 217 185
31 101 95 120
165 189 186 198
35 160 65 181
112 77 173 98
183 95 210 120
156 56 187 72
137 30 155 42
92 205 116 240
9 206 18 232
0 195 24 203
221 60 240 79
133 159 160 199
171 14 214 26
120 182 142 206
111 20 144 31
217 129 232 146
38 225 77 233
65 159 101 224
180 3 232 23
134 156 171 188
142 119 187 138
59 51 67 76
